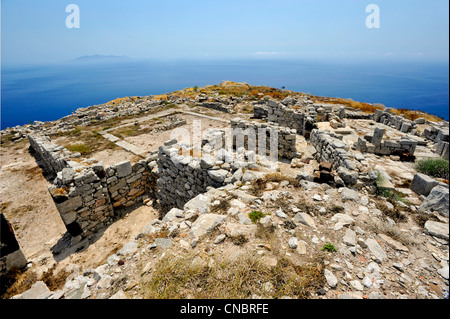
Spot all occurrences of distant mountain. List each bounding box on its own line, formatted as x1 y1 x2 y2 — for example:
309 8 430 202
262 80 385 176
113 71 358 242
73 54 132 62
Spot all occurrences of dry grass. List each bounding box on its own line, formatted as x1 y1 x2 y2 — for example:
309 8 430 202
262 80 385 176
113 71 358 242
139 251 325 299
1 268 38 299
210 198 231 215
249 173 299 197
375 200 408 224
311 96 382 114
176 81 294 100
105 96 140 106
39 265 70 291
366 218 417 247
311 95 443 123
391 108 443 122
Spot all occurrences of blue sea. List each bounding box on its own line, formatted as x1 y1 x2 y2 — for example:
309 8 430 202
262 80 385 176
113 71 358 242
1 59 448 130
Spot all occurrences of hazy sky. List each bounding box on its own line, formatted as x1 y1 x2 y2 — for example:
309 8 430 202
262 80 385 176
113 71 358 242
2 0 449 65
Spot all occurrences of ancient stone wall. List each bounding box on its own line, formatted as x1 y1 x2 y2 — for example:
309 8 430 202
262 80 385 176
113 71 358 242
353 127 418 158
197 102 233 113
422 125 449 158
374 109 416 134
0 213 28 277
28 134 158 238
310 129 358 172
27 134 75 176
156 144 234 213
230 118 297 159
266 100 317 137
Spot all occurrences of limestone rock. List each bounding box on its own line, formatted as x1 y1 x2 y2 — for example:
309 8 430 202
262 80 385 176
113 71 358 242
341 188 360 202
419 186 449 217
411 173 439 197
424 220 449 241
294 212 317 229
365 238 387 263
117 242 138 256
19 281 51 299
324 269 338 288
190 214 226 238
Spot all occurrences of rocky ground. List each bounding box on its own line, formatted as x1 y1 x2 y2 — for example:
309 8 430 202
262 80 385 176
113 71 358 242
1 82 448 300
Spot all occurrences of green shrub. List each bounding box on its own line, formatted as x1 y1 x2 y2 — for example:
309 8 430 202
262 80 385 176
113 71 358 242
321 243 337 253
65 143 91 155
248 211 269 224
415 158 449 180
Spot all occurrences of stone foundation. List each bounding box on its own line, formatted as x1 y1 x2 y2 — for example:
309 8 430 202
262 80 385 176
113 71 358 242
1 213 27 277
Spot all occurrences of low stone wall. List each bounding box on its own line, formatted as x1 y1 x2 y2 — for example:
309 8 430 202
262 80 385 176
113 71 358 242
374 109 416 134
266 100 317 138
339 106 373 120
29 134 158 238
230 118 297 159
426 127 449 158
253 103 268 119
197 102 233 113
105 158 158 209
353 127 417 157
27 134 75 176
310 129 357 171
310 129 360 186
1 213 28 277
156 144 234 213
48 166 114 238
47 157 158 238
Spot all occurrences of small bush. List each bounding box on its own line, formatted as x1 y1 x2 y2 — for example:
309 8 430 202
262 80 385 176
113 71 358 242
321 243 337 253
248 210 269 224
65 143 91 155
416 158 449 180
140 251 325 299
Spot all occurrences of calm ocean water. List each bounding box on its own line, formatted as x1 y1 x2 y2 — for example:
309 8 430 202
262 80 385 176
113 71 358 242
1 59 448 129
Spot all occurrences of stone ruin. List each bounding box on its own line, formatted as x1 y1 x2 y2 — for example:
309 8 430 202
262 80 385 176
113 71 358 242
422 125 449 159
26 113 301 238
28 134 158 239
353 127 418 161
5 89 444 260
1 213 27 278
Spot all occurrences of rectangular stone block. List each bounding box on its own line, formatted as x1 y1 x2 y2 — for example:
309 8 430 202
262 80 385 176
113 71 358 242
411 173 439 197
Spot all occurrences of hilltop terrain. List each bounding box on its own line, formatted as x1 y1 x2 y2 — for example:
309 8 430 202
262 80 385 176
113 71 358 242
0 81 448 300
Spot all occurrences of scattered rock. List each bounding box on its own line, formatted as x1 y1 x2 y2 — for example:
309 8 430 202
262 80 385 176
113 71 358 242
424 220 449 241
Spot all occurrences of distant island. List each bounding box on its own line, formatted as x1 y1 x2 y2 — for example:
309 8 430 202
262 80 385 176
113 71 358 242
73 54 132 62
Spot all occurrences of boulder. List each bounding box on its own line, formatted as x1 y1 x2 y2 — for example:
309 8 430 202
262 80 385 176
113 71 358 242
184 194 211 214
294 212 317 229
162 208 184 222
341 188 360 202
419 186 449 217
424 220 449 241
410 173 439 197
190 214 226 238
19 281 51 299
117 242 138 256
337 167 358 186
116 161 132 178
365 238 387 263
324 269 338 288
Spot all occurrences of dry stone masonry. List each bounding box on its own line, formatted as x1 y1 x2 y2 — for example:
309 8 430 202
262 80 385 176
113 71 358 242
230 118 297 159
0 213 27 278
374 108 417 134
353 127 418 159
266 99 318 138
28 134 158 238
